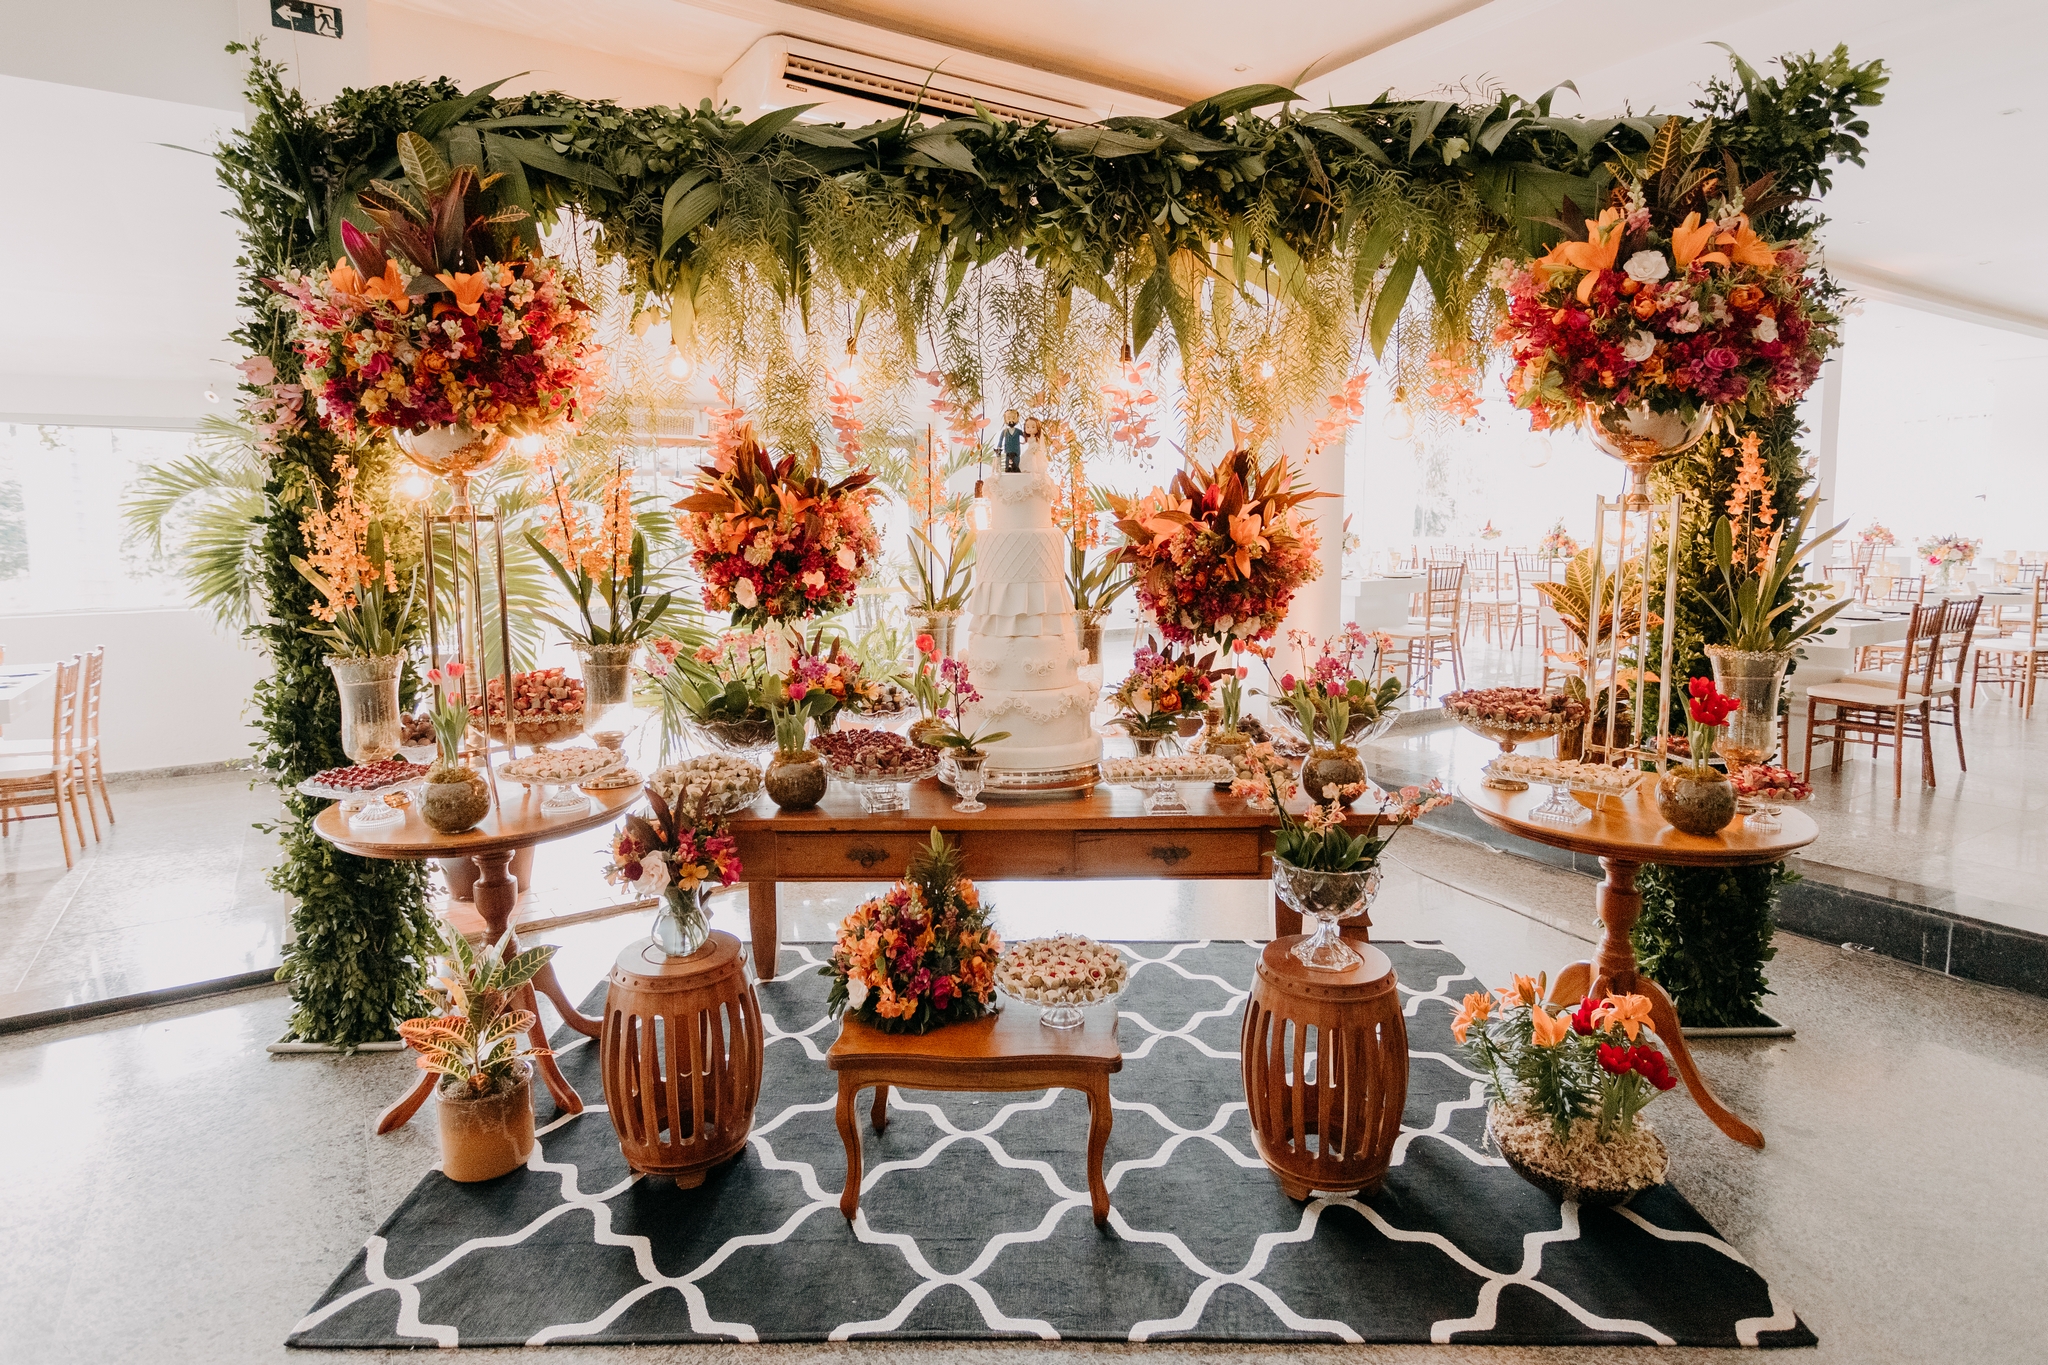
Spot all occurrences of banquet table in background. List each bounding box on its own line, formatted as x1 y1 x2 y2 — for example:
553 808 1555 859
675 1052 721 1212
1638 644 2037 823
0 662 57 727
1352 574 1425 632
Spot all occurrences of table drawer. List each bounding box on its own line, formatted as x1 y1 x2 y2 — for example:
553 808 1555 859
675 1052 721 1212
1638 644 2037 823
774 832 927 879
1072 829 1262 877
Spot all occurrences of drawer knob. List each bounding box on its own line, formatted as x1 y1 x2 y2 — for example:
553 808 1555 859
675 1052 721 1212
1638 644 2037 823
846 846 892 869
1150 844 1193 866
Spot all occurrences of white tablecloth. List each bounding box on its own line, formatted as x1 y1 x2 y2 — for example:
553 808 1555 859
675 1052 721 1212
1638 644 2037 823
1352 576 1424 631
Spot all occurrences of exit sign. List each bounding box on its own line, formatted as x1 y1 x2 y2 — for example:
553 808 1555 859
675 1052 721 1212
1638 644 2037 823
272 2 343 38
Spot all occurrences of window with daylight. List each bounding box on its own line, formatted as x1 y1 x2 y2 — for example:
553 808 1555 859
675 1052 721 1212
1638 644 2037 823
0 424 202 615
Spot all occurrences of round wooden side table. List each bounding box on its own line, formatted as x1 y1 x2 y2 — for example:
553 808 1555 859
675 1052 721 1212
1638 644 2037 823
314 781 644 1134
600 931 764 1186
1461 779 1818 1149
1241 937 1408 1201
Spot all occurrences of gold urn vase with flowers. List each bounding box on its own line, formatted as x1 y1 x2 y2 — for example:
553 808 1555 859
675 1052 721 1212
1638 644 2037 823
1456 972 1677 1204
398 924 560 1183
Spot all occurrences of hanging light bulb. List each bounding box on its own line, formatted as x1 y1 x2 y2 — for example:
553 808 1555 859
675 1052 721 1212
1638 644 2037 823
1258 359 1276 380
1119 339 1133 364
1523 434 1553 469
973 488 991 531
833 337 859 386
395 469 432 501
513 432 546 457
1383 387 1414 441
203 386 220 404
666 347 694 380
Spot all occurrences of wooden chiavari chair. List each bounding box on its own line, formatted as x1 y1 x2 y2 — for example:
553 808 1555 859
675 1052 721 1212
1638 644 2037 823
1384 563 1465 696
0 656 85 867
1972 578 2048 716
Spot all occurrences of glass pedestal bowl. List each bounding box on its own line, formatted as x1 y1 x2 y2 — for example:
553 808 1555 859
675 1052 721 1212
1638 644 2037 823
995 936 1130 1030
1272 858 1382 971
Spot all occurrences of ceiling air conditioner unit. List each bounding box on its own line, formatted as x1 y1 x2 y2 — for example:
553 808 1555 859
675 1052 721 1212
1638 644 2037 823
719 36 1164 130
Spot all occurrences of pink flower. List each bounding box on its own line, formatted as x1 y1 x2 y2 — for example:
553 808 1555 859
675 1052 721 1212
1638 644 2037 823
1705 346 1739 370
789 681 809 700
1279 673 1296 692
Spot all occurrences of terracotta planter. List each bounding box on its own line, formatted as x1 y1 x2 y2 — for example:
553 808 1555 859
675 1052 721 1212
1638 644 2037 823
1656 767 1737 835
436 1062 535 1183
1300 746 1366 806
765 748 828 810
420 764 490 834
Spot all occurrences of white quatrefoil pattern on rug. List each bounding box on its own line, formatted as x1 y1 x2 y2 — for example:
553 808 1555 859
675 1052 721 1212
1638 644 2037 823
291 940 1814 1349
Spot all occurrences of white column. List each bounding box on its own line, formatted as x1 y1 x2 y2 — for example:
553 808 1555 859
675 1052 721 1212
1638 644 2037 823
1274 404 1346 672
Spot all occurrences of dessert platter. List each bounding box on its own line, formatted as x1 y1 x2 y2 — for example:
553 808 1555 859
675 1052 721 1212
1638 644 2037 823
812 729 940 812
1445 687 1589 790
474 668 586 747
995 934 1131 1029
955 433 1103 798
496 744 624 816
648 754 763 816
1482 754 1642 825
298 758 433 830
1730 763 1812 832
1101 753 1235 814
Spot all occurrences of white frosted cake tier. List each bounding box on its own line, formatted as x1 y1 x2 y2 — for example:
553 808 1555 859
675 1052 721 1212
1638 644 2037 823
965 634 1084 690
987 465 1057 532
966 527 1067 618
961 681 1101 771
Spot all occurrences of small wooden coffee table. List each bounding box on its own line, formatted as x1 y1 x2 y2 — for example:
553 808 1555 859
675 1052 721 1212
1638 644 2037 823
827 1004 1122 1225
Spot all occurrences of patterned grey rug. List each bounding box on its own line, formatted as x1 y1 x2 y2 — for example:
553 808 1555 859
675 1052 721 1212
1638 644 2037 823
290 940 1813 1348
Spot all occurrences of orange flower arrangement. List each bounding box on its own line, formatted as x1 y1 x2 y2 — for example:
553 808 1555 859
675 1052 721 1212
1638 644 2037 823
823 829 1001 1034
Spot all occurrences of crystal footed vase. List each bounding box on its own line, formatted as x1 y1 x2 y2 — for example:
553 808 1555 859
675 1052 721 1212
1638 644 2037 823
1273 859 1382 971
327 654 405 764
1705 646 1792 769
574 643 637 736
651 885 713 958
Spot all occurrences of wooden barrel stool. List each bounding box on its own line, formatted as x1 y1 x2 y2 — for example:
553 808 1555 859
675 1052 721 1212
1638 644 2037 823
600 931 764 1187
1241 937 1407 1200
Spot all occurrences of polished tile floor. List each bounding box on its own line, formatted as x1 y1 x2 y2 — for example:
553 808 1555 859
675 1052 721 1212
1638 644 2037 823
3 840 2043 1364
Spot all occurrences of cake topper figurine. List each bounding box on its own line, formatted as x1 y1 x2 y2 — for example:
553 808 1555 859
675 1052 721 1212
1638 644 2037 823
999 408 1023 472
1021 415 1042 461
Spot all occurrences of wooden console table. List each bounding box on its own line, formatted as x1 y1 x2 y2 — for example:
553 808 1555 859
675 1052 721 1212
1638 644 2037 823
1461 780 1817 1150
315 783 644 1132
828 1002 1122 1224
730 782 1392 969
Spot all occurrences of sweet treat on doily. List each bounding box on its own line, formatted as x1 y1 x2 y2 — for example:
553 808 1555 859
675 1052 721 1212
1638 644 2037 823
1102 754 1235 784
813 729 938 778
306 758 430 793
957 432 1103 774
649 755 762 811
498 746 618 784
1730 764 1812 801
996 934 1129 1005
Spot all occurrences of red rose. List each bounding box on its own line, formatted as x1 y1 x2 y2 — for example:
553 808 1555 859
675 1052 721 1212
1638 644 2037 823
1571 996 1600 1035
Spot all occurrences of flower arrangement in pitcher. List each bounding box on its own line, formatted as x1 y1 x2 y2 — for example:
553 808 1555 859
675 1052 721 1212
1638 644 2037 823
267 134 600 442
823 829 1002 1034
1495 121 1837 431
674 430 880 628
1106 446 1326 647
1456 971 1677 1196
1110 642 1214 740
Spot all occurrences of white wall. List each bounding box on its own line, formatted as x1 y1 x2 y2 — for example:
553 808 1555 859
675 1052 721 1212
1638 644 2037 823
368 3 718 107
0 611 268 773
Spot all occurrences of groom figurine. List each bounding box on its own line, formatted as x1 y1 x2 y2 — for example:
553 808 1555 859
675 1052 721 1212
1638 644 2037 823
998 408 1023 473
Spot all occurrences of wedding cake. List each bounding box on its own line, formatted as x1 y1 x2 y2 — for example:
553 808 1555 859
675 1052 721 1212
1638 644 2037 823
958 434 1102 783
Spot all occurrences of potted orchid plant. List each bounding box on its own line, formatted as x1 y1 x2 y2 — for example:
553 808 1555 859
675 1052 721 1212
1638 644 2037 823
1263 767 1451 970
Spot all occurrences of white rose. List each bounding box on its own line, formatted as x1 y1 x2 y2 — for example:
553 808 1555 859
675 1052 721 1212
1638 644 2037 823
836 547 857 571
1622 331 1658 362
733 578 758 608
636 856 670 895
847 978 869 1008
1754 315 1779 343
1623 250 1670 284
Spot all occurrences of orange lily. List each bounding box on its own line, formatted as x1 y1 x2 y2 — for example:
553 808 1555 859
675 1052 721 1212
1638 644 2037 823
1529 1004 1571 1047
1718 214 1778 270
1450 990 1493 1044
327 259 365 296
1559 209 1624 302
361 260 412 315
1497 971 1545 1009
1670 212 1728 270
1226 506 1269 577
1531 237 1578 290
1594 993 1655 1041
436 270 489 317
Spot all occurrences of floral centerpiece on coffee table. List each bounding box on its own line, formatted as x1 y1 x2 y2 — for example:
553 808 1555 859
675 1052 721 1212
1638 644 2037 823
1496 121 1837 442
1456 972 1677 1204
268 134 600 446
823 829 1002 1034
1110 643 1215 743
605 785 744 956
674 431 880 629
1105 447 1327 647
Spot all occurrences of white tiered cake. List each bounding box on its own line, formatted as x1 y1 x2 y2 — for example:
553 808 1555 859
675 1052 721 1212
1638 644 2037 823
958 435 1102 783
